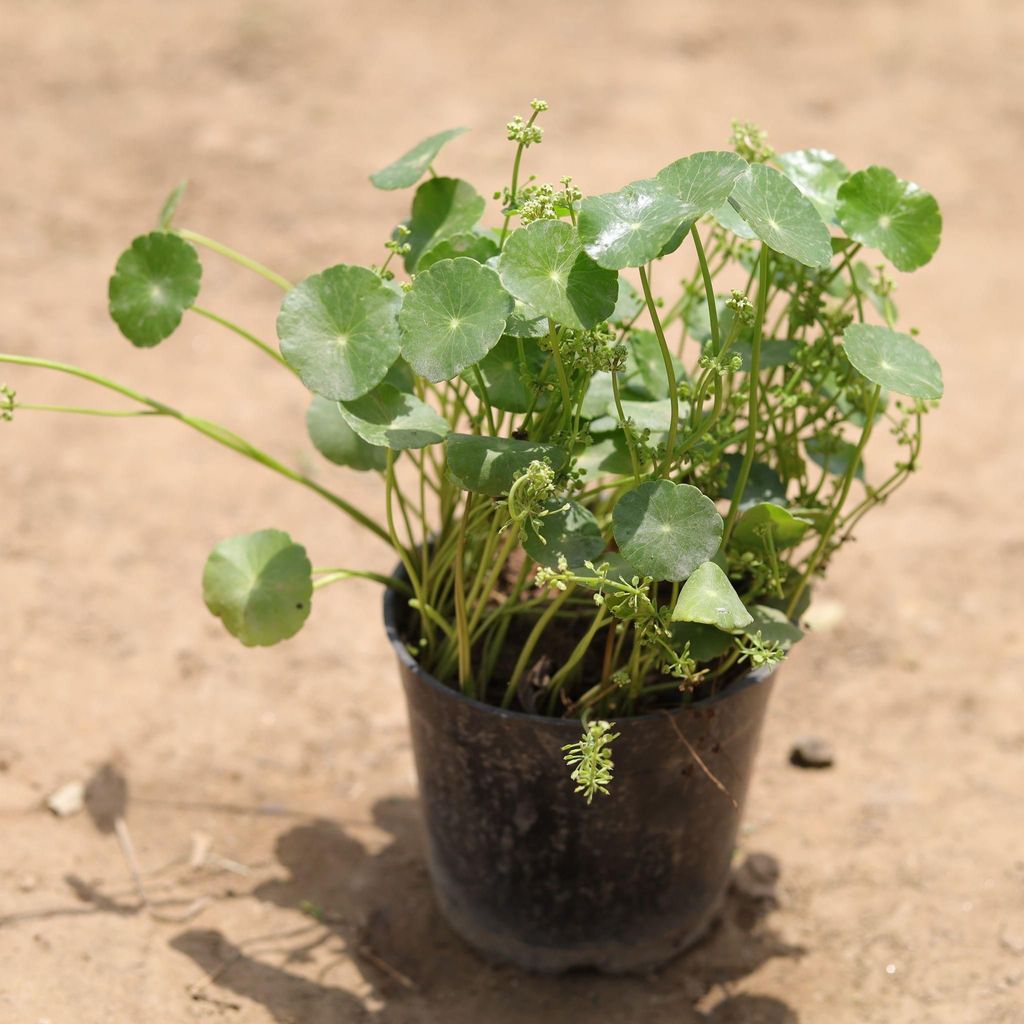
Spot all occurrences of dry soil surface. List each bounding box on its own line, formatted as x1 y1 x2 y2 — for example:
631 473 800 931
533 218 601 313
2 2 1023 1022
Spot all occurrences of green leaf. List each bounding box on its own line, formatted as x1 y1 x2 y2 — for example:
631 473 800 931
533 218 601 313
745 605 803 648
842 323 942 399
670 620 734 662
732 502 811 552
654 151 749 222
108 232 202 347
306 395 386 472
836 166 941 271
466 335 546 413
806 434 865 480
575 434 636 481
624 329 687 399
671 560 752 631
277 264 401 401
157 180 188 230
338 383 449 450
723 454 787 510
612 480 723 582
416 231 499 271
775 149 850 223
503 296 549 338
522 499 606 569
610 278 644 324
404 177 486 271
498 220 618 330
370 127 468 190
728 164 833 269
591 397 676 434
578 178 690 270
731 337 802 372
398 258 513 381
712 201 758 240
445 434 568 496
202 529 312 647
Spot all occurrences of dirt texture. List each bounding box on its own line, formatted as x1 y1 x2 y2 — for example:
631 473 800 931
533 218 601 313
2 1 1023 1021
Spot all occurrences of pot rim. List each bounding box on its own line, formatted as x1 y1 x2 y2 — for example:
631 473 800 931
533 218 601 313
382 580 774 730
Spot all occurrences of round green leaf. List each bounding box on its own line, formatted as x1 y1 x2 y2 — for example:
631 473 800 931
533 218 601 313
670 620 734 662
612 480 723 582
466 335 546 413
370 127 468 190
805 434 866 480
578 179 690 270
732 502 811 552
202 529 312 647
497 220 618 330
744 605 803 649
108 232 202 347
723 454 787 510
836 166 941 272
522 499 606 569
590 397 676 435
399 258 513 382
404 177 486 271
654 151 749 220
503 296 549 338
277 264 401 401
728 164 833 269
712 201 758 240
842 323 943 399
775 149 850 223
338 383 449 450
671 560 752 631
575 434 635 481
306 395 386 472
445 434 568 496
610 278 644 324
417 231 499 271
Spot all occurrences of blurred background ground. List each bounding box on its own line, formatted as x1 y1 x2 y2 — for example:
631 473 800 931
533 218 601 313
1 1 1023 1021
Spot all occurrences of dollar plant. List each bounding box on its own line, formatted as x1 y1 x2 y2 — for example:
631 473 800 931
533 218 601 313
1 105 944 799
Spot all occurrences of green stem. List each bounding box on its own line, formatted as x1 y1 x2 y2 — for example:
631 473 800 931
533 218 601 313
191 305 293 371
638 264 678 475
722 245 770 544
177 229 293 291
786 384 882 617
0 353 388 543
502 586 574 708
690 225 720 352
312 569 411 594
610 370 642 483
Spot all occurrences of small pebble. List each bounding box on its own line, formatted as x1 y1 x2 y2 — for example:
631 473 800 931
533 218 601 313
18 874 38 892
790 737 834 769
46 780 85 817
732 851 780 900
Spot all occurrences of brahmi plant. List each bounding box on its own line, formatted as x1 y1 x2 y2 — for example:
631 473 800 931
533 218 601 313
1 106 943 800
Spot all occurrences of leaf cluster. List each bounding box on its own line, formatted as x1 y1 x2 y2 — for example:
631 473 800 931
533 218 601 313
2 106 945 739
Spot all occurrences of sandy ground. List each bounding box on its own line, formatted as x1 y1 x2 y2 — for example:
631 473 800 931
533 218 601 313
1 1 1023 1021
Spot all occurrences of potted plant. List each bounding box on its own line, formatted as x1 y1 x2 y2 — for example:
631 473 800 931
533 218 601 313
0 105 943 972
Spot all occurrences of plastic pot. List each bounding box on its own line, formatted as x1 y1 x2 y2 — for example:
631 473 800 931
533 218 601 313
383 585 775 973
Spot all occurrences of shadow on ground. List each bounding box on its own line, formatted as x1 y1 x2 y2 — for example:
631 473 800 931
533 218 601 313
170 797 803 1023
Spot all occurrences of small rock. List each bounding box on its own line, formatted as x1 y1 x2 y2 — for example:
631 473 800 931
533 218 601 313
1001 922 1024 956
732 851 780 900
18 874 38 892
789 737 834 769
46 780 85 817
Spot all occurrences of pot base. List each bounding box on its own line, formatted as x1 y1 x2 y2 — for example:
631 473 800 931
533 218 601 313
435 878 726 973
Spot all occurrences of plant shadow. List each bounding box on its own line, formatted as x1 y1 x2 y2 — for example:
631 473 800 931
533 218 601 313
170 796 804 1023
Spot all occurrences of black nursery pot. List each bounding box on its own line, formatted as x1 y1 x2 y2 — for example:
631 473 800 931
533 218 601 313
383 585 776 973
